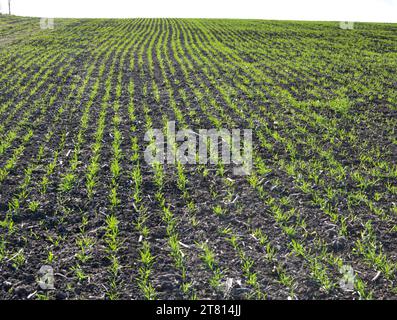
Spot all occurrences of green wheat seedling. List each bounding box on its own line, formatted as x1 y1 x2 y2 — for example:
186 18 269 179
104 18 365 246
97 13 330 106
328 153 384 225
59 173 76 192
354 221 396 280
76 236 96 263
105 215 120 253
197 242 225 291
137 241 156 300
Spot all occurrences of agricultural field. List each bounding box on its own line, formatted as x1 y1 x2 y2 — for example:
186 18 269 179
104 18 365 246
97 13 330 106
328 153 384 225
0 15 396 300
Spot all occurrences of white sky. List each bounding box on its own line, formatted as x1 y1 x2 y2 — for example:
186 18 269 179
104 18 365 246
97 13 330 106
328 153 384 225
0 0 396 22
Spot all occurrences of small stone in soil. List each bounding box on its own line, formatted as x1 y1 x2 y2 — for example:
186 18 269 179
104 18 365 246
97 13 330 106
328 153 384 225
15 286 28 299
56 291 67 300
